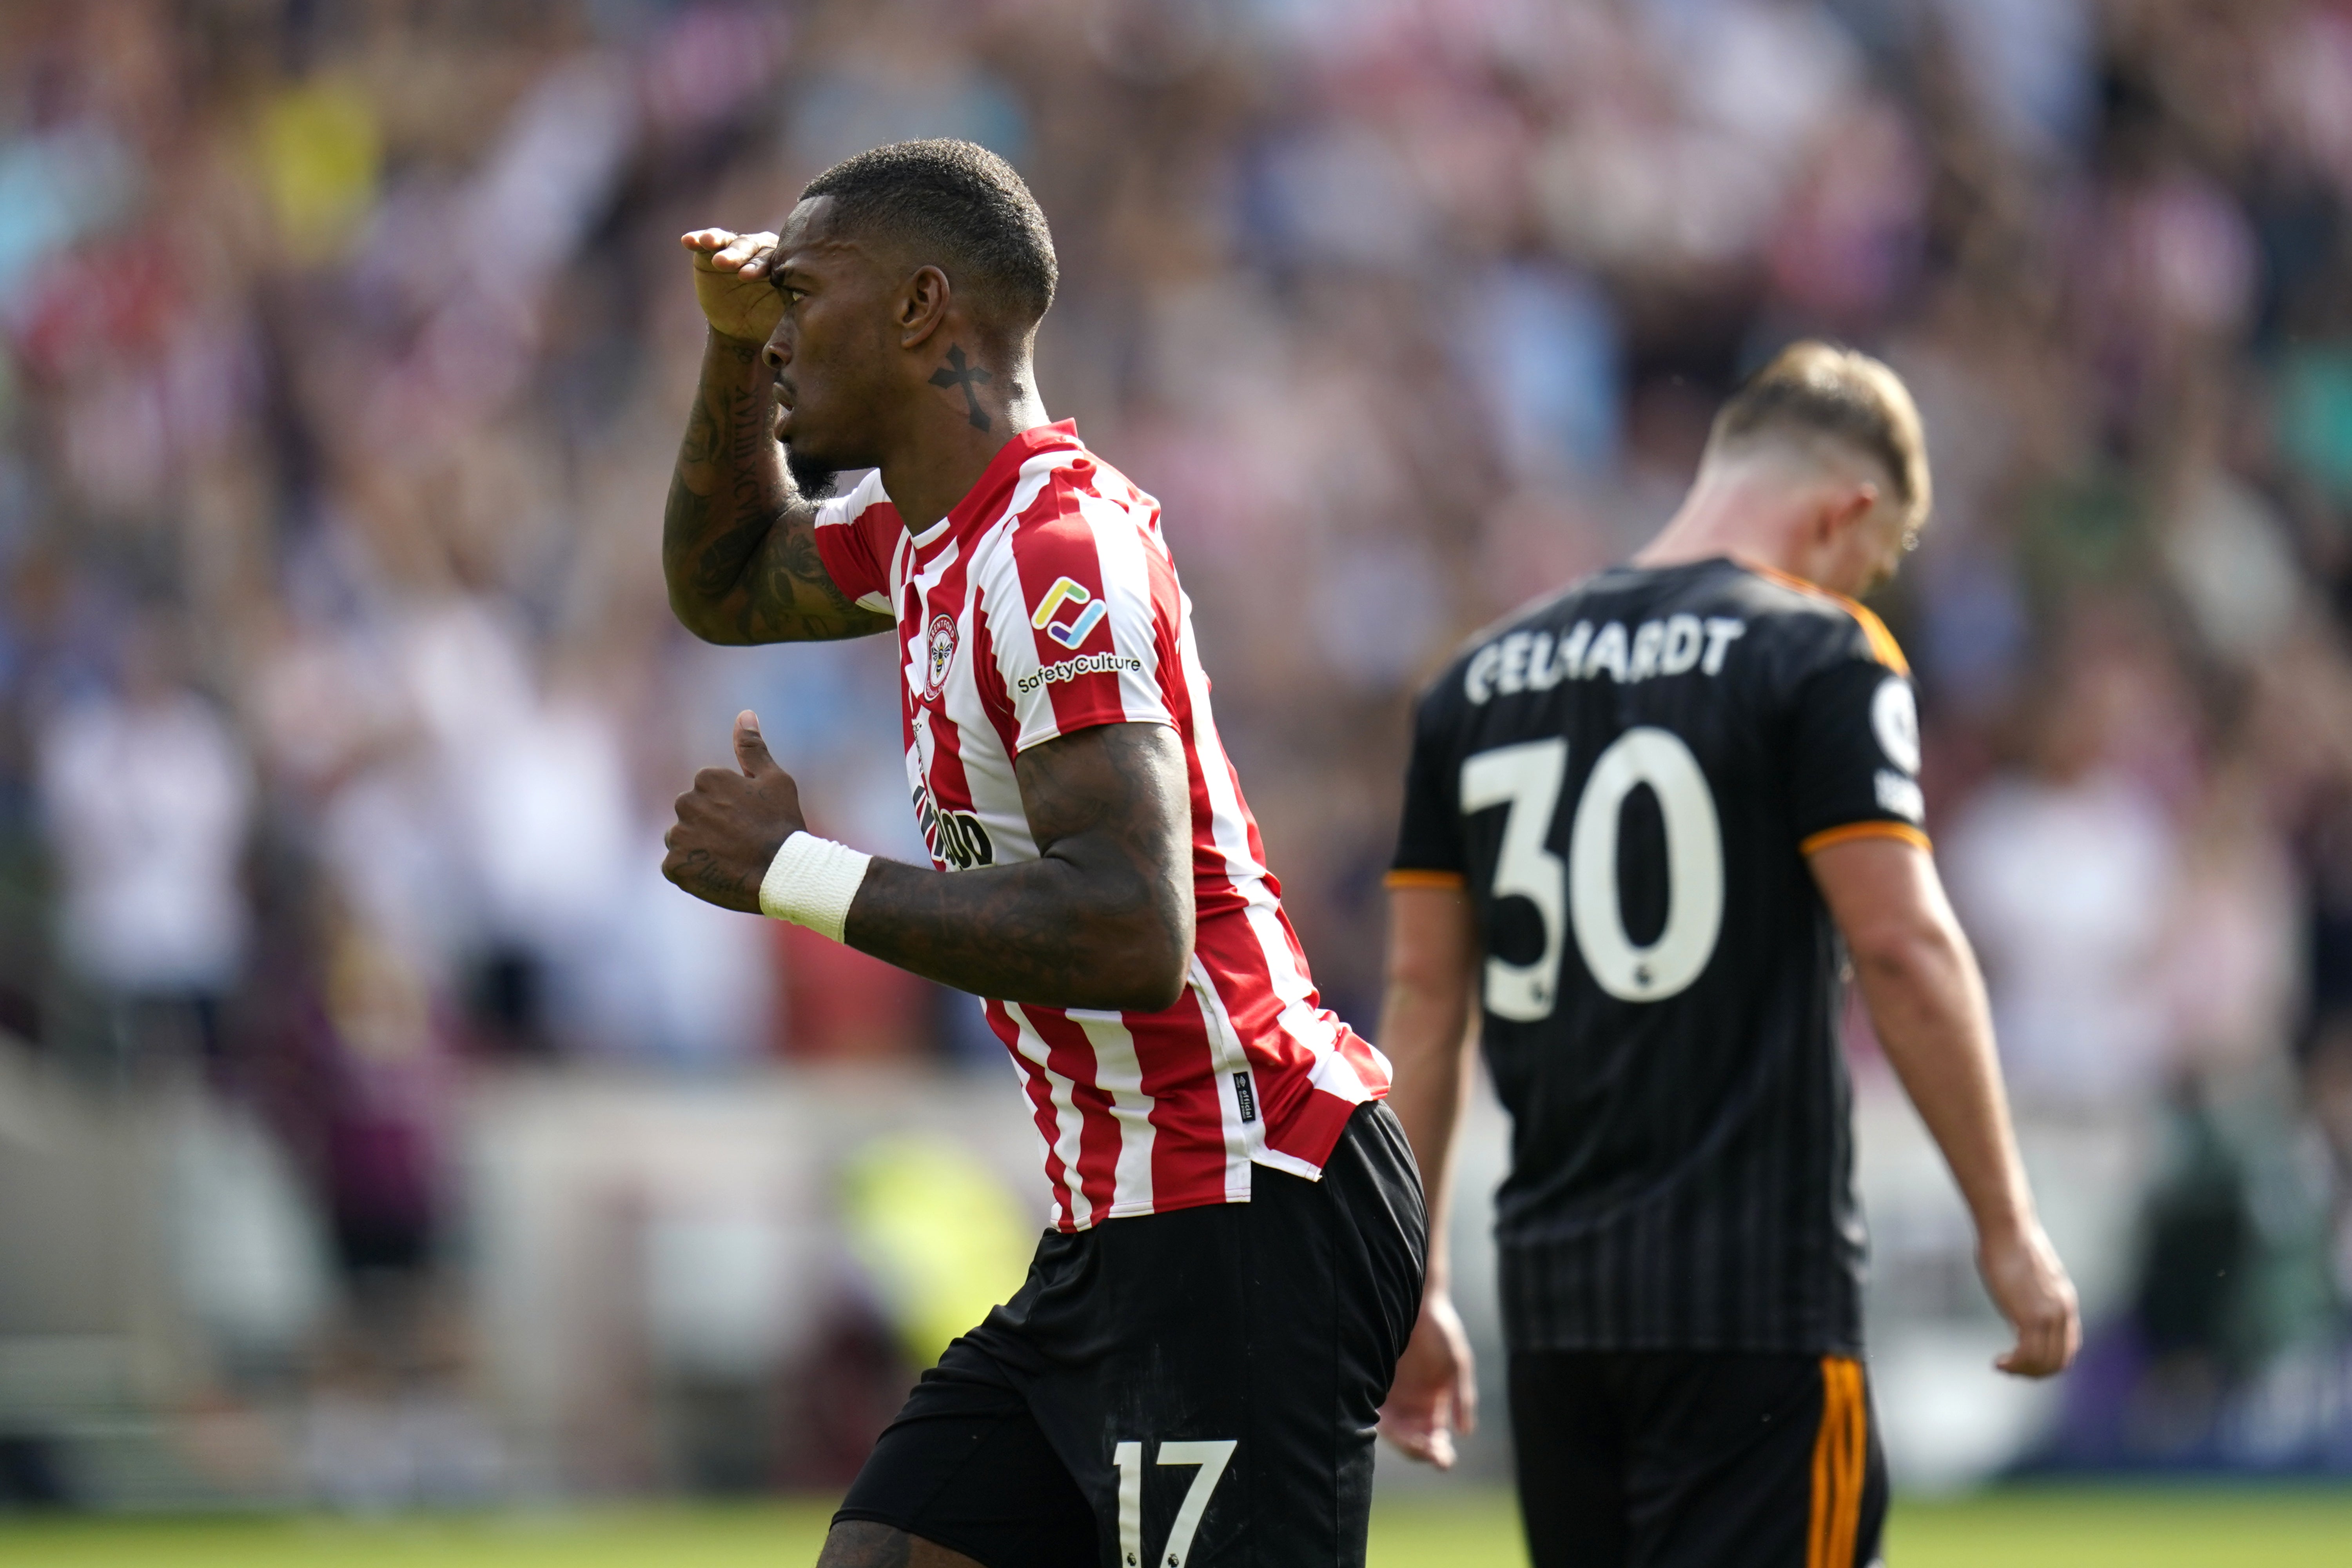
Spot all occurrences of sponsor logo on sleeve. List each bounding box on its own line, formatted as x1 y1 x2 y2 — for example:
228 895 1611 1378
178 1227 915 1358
1032 575 1111 649
1871 675 1922 775
1875 769 1926 823
1015 650 1145 696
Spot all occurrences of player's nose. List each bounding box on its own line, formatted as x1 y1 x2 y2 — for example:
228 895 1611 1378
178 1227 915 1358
761 322 791 372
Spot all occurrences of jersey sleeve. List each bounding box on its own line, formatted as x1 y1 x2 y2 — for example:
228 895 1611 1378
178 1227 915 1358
975 486 1176 754
1388 676 1467 888
1789 648 1931 856
809 472 897 614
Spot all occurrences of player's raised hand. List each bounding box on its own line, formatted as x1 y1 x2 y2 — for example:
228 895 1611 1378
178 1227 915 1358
1979 1220 2080 1378
682 228 785 345
1379 1290 1478 1468
663 711 808 912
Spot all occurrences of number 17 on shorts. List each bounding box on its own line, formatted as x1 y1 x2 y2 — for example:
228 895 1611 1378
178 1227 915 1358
1114 1438 1236 1568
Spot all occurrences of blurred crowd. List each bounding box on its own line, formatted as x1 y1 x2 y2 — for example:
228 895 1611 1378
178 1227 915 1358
3 0 2352 1498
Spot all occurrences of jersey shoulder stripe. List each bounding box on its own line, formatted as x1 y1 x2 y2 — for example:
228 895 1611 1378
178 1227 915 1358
1739 560 1910 675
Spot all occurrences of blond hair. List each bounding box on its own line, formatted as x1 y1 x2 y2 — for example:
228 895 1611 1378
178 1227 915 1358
1707 342 1931 528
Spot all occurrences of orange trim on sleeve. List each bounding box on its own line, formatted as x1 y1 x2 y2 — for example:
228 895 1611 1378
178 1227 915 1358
1800 821 1931 857
1385 869 1468 890
1808 1357 1869 1568
1738 559 1912 675
1847 604 1910 675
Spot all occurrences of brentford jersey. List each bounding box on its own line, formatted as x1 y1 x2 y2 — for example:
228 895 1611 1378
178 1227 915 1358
812 421 1391 1231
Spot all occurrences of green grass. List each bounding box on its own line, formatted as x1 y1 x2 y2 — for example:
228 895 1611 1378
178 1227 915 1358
1886 1485 2352 1568
0 1486 2346 1565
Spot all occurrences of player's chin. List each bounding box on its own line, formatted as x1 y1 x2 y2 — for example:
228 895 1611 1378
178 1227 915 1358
780 434 844 500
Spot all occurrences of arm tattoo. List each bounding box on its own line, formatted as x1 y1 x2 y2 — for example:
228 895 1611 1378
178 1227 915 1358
661 333 892 645
844 724 1197 1012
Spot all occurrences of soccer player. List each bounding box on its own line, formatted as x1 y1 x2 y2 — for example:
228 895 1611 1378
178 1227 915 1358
1374 344 2080 1566
656 141 1422 1568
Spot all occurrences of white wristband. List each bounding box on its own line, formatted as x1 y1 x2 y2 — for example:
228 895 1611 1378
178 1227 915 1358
758 832 873 943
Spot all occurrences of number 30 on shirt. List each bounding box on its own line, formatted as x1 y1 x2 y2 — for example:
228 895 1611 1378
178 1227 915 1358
1461 729 1724 1019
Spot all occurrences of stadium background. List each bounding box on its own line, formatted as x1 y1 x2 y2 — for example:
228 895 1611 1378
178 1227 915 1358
1 0 2350 1558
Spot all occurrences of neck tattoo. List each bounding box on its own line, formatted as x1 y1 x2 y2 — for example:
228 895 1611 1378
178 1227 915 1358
929 344 994 432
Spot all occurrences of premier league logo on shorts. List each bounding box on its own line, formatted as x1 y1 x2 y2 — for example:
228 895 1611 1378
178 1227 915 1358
924 612 957 700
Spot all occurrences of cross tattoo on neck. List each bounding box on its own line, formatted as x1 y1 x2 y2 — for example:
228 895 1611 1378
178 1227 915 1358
929 344 994 432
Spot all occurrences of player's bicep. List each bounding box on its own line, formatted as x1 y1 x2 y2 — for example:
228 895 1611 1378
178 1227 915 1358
1806 833 1961 962
757 504 892 639
680 499 891 645
1012 720 1192 881
1009 720 1196 996
1383 884 1479 1010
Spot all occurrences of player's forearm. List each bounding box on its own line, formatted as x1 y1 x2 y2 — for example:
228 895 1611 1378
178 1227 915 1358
1851 917 2038 1242
820 725 1196 1010
1379 991 1477 1292
664 331 785 631
845 851 1195 1014
662 331 860 644
1377 889 1481 1292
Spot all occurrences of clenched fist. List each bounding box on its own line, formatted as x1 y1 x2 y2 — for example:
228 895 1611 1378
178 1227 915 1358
1379 1289 1479 1469
1980 1220 2082 1379
663 710 807 912
681 228 784 346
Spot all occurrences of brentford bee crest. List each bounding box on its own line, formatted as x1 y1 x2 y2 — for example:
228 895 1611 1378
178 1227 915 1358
924 612 957 699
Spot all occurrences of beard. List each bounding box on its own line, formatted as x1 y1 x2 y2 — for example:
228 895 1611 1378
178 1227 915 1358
773 402 838 500
782 438 837 501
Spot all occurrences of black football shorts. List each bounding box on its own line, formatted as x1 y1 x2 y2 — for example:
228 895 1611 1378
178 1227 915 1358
836 1100 1425 1568
1509 1349 1887 1568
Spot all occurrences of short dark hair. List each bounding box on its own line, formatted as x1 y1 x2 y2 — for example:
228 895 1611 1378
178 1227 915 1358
802 139 1058 333
1708 341 1931 526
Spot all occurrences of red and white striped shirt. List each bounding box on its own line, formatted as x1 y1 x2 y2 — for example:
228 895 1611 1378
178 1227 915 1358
813 421 1391 1231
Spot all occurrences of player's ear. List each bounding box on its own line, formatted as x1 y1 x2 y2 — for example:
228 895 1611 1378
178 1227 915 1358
898 265 951 350
1823 481 1878 543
